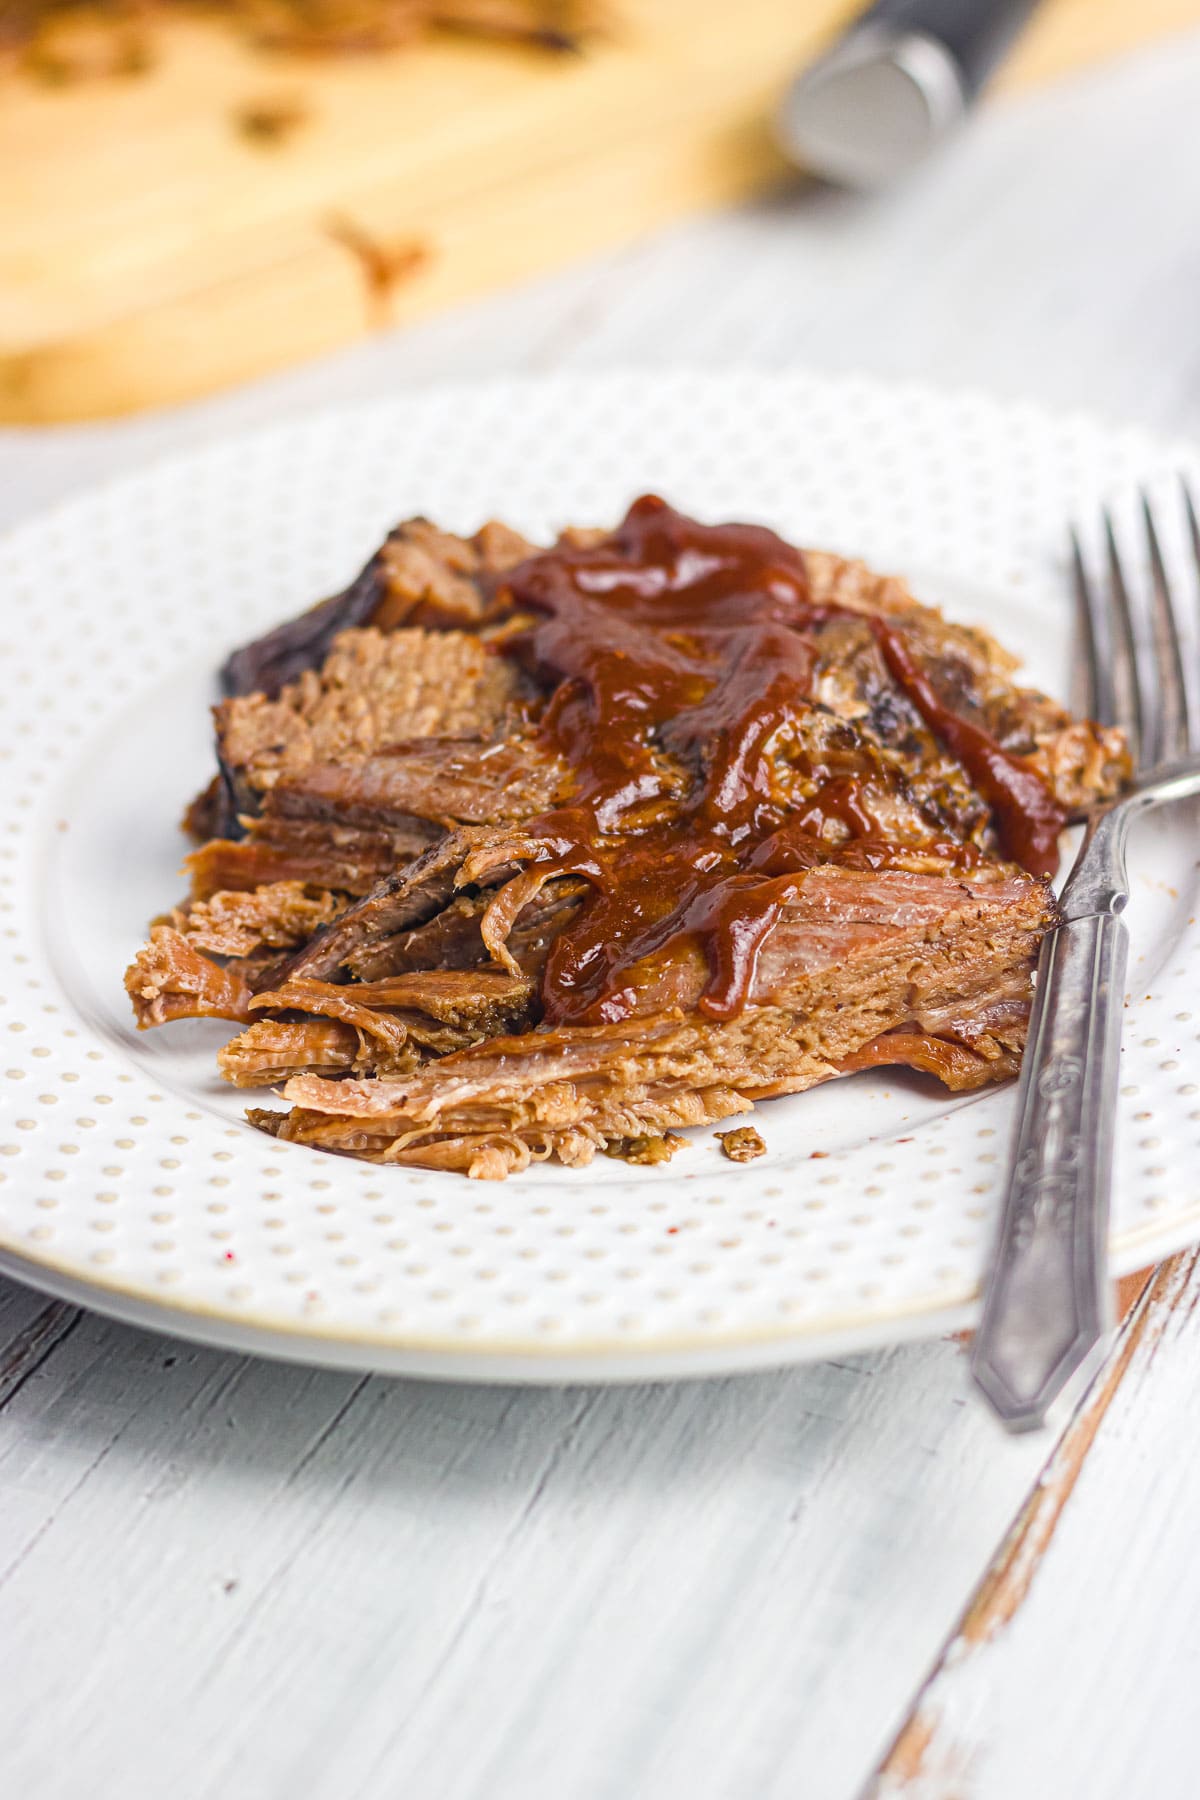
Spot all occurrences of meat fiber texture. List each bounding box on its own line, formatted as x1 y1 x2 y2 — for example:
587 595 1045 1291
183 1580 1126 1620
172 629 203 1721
125 510 1128 1179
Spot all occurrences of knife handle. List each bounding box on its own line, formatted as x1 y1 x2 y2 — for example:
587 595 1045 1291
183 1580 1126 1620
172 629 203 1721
851 0 1045 98
969 907 1126 1432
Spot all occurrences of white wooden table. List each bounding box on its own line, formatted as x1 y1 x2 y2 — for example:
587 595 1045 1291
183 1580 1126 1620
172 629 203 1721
4 35 1200 1798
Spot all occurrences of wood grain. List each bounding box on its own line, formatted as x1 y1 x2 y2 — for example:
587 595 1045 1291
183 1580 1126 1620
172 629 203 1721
0 1299 79 1410
2 0 1199 422
0 1285 80 1407
0 1307 1056 1800
869 1249 1200 1799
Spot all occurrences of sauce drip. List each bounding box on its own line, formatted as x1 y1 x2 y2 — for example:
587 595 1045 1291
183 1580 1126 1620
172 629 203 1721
869 620 1066 879
498 495 1063 1027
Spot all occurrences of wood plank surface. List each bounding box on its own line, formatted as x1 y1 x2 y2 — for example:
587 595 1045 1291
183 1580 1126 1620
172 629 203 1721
2 0 1200 422
0 1303 1059 1800
870 1250 1200 1799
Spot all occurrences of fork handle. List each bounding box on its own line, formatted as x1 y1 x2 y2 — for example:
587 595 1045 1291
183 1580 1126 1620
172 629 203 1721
970 908 1127 1431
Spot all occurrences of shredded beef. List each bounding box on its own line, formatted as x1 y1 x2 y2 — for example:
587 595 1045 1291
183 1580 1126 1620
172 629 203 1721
263 828 503 984
126 928 255 1027
127 500 1129 1177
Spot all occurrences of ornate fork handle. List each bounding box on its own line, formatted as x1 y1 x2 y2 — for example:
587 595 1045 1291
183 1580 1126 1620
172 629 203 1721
970 807 1132 1431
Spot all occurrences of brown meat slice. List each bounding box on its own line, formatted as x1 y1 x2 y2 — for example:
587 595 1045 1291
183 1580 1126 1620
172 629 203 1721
264 828 502 984
218 1019 368 1086
494 878 589 983
333 969 533 1026
126 928 254 1027
165 882 342 956
220 969 534 1085
246 1111 579 1181
345 877 589 982
255 863 1052 1174
182 775 224 843
267 735 571 830
220 517 536 699
216 626 534 810
804 550 1128 816
251 969 531 1037
371 517 535 631
345 893 493 981
836 1028 1020 1087
149 816 541 1049
254 980 413 1058
186 808 437 900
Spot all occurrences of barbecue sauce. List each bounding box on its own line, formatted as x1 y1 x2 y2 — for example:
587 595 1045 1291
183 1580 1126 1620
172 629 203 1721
869 619 1067 880
498 495 1063 1028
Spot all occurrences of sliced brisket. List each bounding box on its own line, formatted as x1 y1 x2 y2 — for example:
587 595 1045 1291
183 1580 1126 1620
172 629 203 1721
128 497 1130 1177
255 861 1052 1175
264 827 500 984
220 516 535 699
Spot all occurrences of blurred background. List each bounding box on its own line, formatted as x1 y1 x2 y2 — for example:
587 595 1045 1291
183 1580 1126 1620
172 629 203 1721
2 0 1199 471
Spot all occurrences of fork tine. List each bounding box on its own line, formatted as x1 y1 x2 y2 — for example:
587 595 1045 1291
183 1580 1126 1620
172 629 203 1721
1184 477 1200 577
1070 526 1115 725
1141 493 1191 764
1103 507 1147 769
1181 478 1200 754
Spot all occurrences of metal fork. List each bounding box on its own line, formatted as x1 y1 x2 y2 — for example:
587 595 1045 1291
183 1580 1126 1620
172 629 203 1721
970 479 1200 1432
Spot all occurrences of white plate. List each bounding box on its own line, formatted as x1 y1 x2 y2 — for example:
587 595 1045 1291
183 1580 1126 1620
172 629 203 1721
2 370 1199 1382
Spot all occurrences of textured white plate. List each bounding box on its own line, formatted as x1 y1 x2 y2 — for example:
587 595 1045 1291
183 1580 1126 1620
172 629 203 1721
2 370 1200 1381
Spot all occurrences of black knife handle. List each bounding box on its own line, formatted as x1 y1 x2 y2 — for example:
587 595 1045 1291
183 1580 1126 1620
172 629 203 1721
852 0 1044 98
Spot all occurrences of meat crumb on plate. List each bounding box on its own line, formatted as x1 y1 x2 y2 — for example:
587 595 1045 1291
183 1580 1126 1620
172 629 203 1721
717 1127 767 1163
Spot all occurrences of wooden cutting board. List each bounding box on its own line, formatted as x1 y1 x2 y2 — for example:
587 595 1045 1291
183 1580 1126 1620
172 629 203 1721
2 0 1197 424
